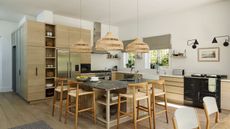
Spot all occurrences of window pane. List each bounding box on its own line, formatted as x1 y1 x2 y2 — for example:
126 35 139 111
150 49 169 69
126 53 135 68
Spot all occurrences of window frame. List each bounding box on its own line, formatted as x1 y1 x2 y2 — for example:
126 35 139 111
148 49 171 69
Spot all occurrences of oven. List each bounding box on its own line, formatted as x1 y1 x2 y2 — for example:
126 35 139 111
80 64 91 73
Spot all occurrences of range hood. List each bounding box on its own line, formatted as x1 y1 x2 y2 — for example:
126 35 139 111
92 22 108 54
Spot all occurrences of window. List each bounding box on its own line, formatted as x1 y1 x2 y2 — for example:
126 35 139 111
150 49 170 69
125 53 135 68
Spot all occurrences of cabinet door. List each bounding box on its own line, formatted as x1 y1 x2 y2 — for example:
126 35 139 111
26 20 45 47
26 46 45 101
69 27 80 47
221 81 230 110
56 25 69 48
81 29 91 44
80 53 91 64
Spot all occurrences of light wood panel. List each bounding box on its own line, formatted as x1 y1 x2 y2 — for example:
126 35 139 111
221 81 230 110
80 53 91 64
25 20 45 47
56 25 69 48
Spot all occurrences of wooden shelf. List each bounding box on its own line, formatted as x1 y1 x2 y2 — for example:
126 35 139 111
46 46 56 49
46 57 56 59
45 87 55 89
46 77 56 79
97 98 126 106
46 67 56 69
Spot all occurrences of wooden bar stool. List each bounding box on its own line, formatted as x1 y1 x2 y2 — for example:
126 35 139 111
137 80 169 129
65 80 96 129
52 78 68 121
117 82 152 129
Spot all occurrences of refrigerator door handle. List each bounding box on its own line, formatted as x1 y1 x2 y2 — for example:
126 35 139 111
67 62 69 78
70 62 72 78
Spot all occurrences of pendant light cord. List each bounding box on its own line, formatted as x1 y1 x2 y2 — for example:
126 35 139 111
109 0 111 32
137 0 139 38
79 0 82 39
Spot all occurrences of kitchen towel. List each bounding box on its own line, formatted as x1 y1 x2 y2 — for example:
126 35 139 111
208 78 216 92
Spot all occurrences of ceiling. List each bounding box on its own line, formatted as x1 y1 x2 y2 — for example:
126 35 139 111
0 0 224 25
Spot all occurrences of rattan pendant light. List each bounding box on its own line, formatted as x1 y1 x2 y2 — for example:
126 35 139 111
125 0 149 53
71 0 92 53
95 0 124 53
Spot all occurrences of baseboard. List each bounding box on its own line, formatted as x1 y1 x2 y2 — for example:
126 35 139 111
0 87 12 92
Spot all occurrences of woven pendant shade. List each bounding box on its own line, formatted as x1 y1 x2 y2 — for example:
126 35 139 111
126 38 149 53
96 32 124 51
70 39 92 53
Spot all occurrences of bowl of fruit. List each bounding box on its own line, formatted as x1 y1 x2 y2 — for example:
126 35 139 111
76 75 89 82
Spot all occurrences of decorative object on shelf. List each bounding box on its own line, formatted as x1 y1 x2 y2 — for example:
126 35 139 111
187 39 199 49
198 47 220 62
46 31 53 37
95 0 124 54
125 0 149 53
172 49 186 57
71 0 92 53
107 53 119 59
212 35 229 47
47 71 55 77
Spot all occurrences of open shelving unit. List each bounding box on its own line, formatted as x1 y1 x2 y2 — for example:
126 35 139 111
45 24 56 98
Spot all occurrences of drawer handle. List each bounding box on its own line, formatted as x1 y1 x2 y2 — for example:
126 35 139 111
36 67 38 76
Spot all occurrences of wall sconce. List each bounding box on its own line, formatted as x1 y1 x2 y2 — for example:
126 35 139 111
212 35 229 47
187 39 199 49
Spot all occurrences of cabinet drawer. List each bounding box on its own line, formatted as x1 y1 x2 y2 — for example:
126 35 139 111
160 76 184 83
165 81 184 87
166 86 184 95
28 85 45 101
166 93 184 104
221 81 230 110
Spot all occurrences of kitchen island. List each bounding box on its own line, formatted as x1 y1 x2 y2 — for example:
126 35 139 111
70 79 154 129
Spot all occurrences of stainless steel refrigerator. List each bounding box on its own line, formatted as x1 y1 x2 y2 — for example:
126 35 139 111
57 49 80 79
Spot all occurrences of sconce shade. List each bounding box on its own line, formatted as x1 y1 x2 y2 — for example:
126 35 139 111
223 40 229 47
212 37 218 43
194 40 199 45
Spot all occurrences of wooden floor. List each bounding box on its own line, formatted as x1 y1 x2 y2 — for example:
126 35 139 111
0 92 229 129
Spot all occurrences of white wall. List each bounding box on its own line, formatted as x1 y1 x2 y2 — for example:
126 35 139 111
118 0 230 78
0 36 2 88
0 20 17 92
53 14 120 70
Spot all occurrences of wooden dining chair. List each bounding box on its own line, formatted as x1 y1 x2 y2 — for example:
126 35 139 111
203 97 219 129
52 77 68 121
137 80 169 129
172 107 201 129
117 82 152 129
65 80 96 129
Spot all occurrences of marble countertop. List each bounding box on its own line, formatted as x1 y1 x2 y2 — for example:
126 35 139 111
79 79 154 91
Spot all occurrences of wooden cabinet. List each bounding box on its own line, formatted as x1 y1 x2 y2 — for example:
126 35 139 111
80 53 91 64
56 25 69 48
221 81 230 110
160 76 184 104
68 27 80 47
26 46 45 101
25 20 45 47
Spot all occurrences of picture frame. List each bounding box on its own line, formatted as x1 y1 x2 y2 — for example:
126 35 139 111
198 47 220 62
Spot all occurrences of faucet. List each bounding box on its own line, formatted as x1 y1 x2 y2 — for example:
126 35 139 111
131 66 135 73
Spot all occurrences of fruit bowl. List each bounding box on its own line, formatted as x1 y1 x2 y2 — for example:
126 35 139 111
76 76 89 82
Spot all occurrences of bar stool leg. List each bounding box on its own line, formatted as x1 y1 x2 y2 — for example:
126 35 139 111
133 98 137 129
147 96 153 129
52 91 57 116
137 100 140 119
59 92 63 121
93 92 96 124
65 94 70 124
117 95 121 129
164 94 169 123
152 96 156 129
75 96 79 129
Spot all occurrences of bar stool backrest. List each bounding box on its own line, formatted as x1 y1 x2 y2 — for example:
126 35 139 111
128 82 149 96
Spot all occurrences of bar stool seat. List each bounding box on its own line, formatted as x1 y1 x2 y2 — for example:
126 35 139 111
150 88 165 96
120 92 148 100
55 85 68 92
68 89 94 97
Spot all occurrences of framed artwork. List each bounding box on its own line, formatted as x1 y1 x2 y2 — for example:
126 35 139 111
198 47 220 62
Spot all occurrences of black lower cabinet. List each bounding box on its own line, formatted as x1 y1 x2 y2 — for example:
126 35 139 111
184 76 221 111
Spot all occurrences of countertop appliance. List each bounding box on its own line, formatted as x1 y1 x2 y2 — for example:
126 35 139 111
172 69 185 76
57 49 80 78
184 74 227 111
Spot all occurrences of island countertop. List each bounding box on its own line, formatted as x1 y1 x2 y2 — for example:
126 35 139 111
77 79 154 91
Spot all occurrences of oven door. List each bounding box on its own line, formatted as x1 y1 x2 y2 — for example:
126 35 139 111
80 64 91 73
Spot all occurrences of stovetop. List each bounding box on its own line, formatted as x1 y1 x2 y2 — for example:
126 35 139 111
190 73 227 79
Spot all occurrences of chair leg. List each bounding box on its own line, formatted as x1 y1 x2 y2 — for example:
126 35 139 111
137 100 140 120
59 92 63 121
117 96 121 129
75 96 79 129
164 94 169 123
93 92 96 124
215 112 219 123
147 97 153 129
133 99 137 129
52 91 57 116
152 96 156 129
65 95 70 124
